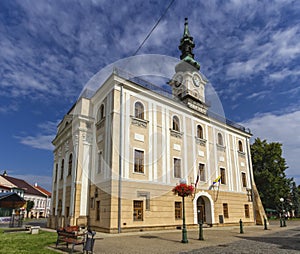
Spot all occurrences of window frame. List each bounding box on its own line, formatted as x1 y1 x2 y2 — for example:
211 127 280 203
97 151 103 174
173 158 181 178
133 200 144 221
244 204 250 218
68 153 72 176
134 149 144 173
199 163 205 182
60 159 64 180
175 201 182 219
197 125 203 139
238 140 243 152
223 203 229 218
217 133 223 146
134 101 144 120
241 172 247 187
172 115 180 132
220 168 226 184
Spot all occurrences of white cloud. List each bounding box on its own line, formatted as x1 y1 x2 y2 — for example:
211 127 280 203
242 111 300 184
15 134 54 150
14 120 59 150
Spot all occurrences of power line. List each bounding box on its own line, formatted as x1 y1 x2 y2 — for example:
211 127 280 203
133 0 176 56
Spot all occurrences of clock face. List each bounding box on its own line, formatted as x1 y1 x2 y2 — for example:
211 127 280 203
175 74 183 87
193 75 200 87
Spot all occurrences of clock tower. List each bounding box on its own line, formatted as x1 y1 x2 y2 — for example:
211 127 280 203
169 18 208 115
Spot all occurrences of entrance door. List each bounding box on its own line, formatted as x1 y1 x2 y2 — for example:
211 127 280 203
197 197 206 223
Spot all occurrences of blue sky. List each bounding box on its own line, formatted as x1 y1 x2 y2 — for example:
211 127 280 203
1 0 300 191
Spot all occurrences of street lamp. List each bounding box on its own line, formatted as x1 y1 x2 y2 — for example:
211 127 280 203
280 198 286 227
172 179 194 244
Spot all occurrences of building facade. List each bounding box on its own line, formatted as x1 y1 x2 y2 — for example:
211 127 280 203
1 172 51 218
48 19 266 233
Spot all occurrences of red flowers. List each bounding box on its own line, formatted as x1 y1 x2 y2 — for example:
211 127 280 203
172 183 194 197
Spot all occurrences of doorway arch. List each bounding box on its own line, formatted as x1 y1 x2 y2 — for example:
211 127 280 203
193 191 214 225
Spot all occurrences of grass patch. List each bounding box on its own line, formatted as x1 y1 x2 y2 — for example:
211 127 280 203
0 228 57 254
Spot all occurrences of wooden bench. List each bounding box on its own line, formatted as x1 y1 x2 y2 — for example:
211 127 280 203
56 226 86 253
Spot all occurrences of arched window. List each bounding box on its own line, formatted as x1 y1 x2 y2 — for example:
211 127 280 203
218 133 223 146
68 154 73 176
172 116 180 131
60 159 64 180
197 125 203 139
55 164 58 182
238 141 243 152
134 102 144 119
97 104 105 121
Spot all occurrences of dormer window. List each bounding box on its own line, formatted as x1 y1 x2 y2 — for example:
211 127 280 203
172 116 180 132
135 102 144 120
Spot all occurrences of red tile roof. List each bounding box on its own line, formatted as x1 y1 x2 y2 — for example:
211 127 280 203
34 185 51 197
2 175 47 197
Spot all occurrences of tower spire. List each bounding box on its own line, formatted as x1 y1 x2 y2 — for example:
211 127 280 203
178 18 200 70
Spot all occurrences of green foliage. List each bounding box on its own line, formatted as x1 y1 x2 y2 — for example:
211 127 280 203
251 138 292 210
0 229 57 254
26 200 34 214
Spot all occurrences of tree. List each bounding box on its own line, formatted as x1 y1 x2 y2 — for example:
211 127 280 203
26 200 34 218
251 138 292 211
290 181 300 217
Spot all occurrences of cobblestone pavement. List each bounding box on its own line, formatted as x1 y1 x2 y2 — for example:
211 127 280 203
53 220 300 254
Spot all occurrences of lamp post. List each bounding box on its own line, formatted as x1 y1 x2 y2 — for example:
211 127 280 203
280 198 285 227
172 179 194 244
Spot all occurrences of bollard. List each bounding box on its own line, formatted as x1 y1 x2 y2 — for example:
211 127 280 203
239 219 244 234
264 218 268 230
280 218 283 227
198 220 204 240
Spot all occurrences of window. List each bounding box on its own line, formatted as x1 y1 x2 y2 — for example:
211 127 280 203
218 133 223 146
55 164 58 182
172 116 180 131
175 202 182 219
96 201 100 221
90 197 94 209
174 158 181 178
223 203 229 218
238 140 243 152
97 151 103 174
197 125 203 139
199 163 205 182
220 168 226 184
60 159 64 180
98 104 105 121
134 149 144 173
133 200 143 221
66 207 69 217
244 204 250 218
68 154 72 176
134 102 144 119
242 172 247 187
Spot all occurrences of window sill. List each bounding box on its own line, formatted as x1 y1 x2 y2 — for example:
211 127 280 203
170 129 183 139
96 118 106 130
131 116 149 128
195 137 206 146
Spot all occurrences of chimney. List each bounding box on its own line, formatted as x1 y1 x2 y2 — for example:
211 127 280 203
3 170 7 176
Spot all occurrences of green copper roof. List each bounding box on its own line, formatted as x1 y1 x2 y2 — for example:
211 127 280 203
178 18 200 70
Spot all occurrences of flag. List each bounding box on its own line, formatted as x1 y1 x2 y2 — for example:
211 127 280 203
213 175 221 185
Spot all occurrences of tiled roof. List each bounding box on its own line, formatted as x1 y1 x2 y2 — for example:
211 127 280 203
34 185 51 197
2 175 46 197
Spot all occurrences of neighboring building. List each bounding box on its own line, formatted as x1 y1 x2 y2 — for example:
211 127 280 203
0 174 24 198
48 19 266 233
1 172 51 218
